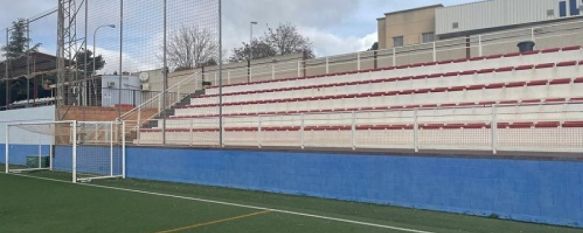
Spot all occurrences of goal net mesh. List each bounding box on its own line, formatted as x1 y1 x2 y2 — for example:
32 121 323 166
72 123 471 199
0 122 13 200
5 121 124 182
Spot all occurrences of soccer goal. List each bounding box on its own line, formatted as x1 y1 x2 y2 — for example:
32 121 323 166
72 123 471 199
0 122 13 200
4 120 125 183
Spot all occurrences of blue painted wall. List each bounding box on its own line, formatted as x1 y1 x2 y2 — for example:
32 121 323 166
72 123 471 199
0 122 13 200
126 147 583 228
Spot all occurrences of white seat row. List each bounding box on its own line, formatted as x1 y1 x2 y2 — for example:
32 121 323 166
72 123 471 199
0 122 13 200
175 83 583 117
157 103 583 130
204 48 582 96
189 64 580 106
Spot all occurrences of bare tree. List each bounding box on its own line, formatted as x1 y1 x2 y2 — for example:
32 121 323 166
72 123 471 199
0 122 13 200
167 26 218 71
266 23 314 58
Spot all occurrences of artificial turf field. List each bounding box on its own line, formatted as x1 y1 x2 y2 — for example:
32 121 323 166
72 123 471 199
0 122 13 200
0 171 581 233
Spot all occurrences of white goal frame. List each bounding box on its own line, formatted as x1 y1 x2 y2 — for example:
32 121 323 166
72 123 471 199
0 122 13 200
4 120 126 183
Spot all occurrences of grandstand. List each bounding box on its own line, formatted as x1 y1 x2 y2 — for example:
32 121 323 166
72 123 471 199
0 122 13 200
136 45 583 156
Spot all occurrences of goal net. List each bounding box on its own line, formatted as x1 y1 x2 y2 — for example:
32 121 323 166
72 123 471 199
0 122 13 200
4 120 125 183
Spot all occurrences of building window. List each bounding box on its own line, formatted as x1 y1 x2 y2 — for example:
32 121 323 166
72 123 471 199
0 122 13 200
393 36 404 47
570 0 580 15
559 1 567 17
422 32 435 43
452 22 459 29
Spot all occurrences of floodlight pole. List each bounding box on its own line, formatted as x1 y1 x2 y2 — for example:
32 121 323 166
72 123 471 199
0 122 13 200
248 21 257 83
118 0 124 119
219 0 224 147
5 28 9 109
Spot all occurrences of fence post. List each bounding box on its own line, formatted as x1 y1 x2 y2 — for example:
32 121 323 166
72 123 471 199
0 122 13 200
413 109 419 152
432 41 437 62
257 115 262 148
300 113 305 149
392 47 397 66
478 35 483 57
249 66 253 83
351 111 356 150
491 105 498 155
220 116 225 147
356 52 361 71
325 57 329 74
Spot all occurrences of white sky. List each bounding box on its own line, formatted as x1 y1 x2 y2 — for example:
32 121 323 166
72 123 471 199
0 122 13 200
0 0 481 73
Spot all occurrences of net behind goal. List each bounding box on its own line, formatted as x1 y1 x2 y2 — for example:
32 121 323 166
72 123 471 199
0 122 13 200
4 120 125 183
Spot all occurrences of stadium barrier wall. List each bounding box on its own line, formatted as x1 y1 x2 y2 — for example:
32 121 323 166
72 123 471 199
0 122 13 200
125 147 583 228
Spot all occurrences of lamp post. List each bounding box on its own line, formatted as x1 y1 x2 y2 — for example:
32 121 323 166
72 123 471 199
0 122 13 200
92 24 116 74
248 21 258 83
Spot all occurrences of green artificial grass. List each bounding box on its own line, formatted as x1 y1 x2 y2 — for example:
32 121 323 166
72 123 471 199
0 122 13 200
0 171 581 233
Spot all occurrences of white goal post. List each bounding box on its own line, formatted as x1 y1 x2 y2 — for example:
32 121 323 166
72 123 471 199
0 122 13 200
4 120 126 183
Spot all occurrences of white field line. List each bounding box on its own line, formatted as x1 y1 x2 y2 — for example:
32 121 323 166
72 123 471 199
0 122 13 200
9 173 435 233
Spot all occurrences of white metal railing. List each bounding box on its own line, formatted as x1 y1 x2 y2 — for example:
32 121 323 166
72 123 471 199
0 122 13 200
119 71 202 135
199 19 583 87
133 102 583 155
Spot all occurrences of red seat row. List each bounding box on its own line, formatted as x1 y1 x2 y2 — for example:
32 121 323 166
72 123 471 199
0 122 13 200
141 120 583 133
195 59 581 100
204 45 580 91
180 76 580 109
171 96 583 120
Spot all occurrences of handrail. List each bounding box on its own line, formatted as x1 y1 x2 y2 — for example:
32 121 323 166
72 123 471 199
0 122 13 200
119 70 201 120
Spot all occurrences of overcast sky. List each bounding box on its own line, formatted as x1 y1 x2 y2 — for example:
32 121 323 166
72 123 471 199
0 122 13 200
0 0 480 72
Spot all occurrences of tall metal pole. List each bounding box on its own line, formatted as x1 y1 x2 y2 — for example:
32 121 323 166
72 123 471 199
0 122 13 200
118 0 123 119
83 0 88 107
218 0 223 147
248 21 257 83
162 0 167 144
26 19 30 105
5 28 9 109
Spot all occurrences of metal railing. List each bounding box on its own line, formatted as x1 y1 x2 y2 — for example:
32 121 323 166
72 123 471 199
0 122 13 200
198 19 583 87
119 71 202 138
131 102 583 155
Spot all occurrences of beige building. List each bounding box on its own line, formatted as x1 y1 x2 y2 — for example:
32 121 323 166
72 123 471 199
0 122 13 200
377 4 443 49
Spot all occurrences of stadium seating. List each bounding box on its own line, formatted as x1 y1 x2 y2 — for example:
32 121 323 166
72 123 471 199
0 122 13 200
137 46 583 153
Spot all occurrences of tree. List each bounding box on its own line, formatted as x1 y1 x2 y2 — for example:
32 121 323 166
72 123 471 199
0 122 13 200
229 23 314 62
166 26 218 71
1 18 40 59
266 23 313 58
368 42 379 51
229 40 276 63
75 49 105 73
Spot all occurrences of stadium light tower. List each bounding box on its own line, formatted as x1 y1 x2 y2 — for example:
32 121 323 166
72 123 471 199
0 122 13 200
248 21 258 83
92 24 116 74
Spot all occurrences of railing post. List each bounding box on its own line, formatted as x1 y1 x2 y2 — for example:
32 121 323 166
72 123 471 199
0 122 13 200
414 109 419 152
432 41 437 62
351 111 356 150
300 113 305 149
257 115 262 148
325 57 329 74
478 35 483 57
356 52 361 71
136 122 141 145
249 66 253 83
271 64 275 80
190 119 194 146
392 47 397 66
491 105 498 155
297 60 301 77
227 71 231 85
157 97 162 113
531 27 535 42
